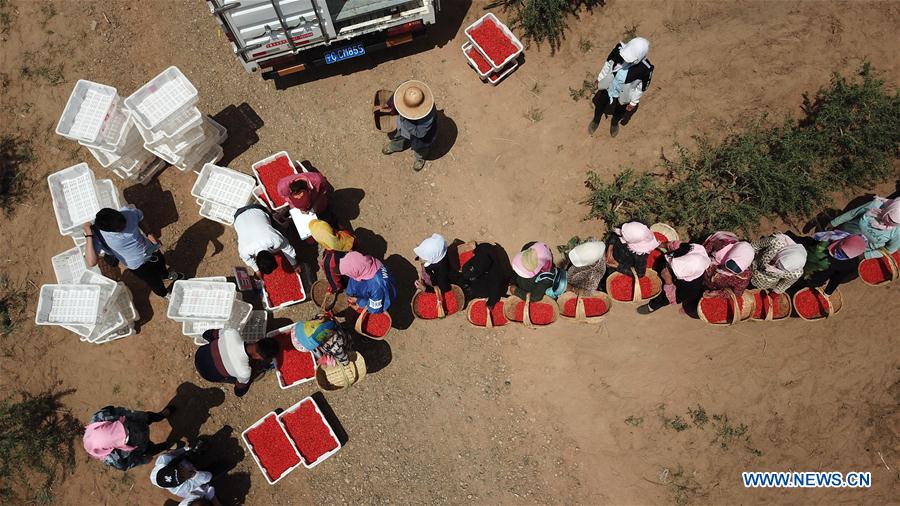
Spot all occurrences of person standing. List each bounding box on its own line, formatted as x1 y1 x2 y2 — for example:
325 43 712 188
193 329 279 397
276 171 333 217
83 405 174 470
233 204 297 276
83 207 184 298
377 80 438 171
588 37 654 138
150 443 216 503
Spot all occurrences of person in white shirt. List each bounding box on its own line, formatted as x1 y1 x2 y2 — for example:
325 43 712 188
232 204 297 276
588 37 654 138
193 328 280 397
150 445 217 503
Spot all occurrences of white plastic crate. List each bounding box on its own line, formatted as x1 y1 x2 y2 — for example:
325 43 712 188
47 163 100 235
85 309 127 343
182 299 252 339
78 107 131 153
79 270 120 309
487 60 519 85
167 280 237 322
180 144 224 173
147 121 206 156
464 13 524 71
51 247 98 284
242 412 304 485
91 325 134 344
136 106 203 145
260 262 307 311
56 80 119 143
124 66 199 130
192 164 255 207
170 132 222 168
35 284 102 326
241 310 268 343
277 397 342 469
461 41 493 78
95 179 122 211
251 151 297 211
199 199 238 225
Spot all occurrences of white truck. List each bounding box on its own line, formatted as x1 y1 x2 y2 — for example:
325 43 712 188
206 0 440 80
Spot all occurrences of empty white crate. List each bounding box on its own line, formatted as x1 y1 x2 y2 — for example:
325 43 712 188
125 66 199 130
95 179 123 211
78 107 131 153
56 80 119 143
241 310 268 343
192 164 255 207
167 280 237 322
182 299 252 338
47 163 100 235
52 247 99 284
199 199 238 225
36 284 102 326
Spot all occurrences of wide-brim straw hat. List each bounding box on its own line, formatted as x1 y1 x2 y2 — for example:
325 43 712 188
394 80 434 120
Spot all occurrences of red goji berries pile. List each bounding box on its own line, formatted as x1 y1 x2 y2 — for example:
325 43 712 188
458 249 475 269
465 47 492 75
751 292 782 319
274 333 316 387
280 399 339 466
511 301 555 325
415 291 461 319
608 275 654 301
699 296 745 323
361 312 391 337
256 155 295 208
468 299 507 327
469 18 517 67
562 296 609 317
794 289 830 319
245 413 301 482
261 253 305 308
858 252 899 284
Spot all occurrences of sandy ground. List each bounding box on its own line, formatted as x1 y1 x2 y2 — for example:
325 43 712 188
1 0 899 504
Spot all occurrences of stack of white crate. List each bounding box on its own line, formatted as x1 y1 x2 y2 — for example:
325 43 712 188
48 163 125 247
36 268 137 344
56 80 164 184
177 277 268 346
168 278 254 345
124 66 227 172
190 163 256 226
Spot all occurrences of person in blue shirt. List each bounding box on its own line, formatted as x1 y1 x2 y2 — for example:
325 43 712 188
83 207 183 297
338 251 396 314
829 197 900 259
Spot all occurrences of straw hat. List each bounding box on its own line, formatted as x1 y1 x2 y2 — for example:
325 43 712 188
393 80 434 120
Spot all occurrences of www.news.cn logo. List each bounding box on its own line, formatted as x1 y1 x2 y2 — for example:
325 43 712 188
742 471 871 488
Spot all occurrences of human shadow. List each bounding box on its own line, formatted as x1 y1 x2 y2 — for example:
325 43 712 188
383 253 417 330
355 337 392 374
428 109 457 161
192 426 251 506
329 188 365 228
311 392 349 446
122 178 178 239
168 219 226 278
212 103 264 166
163 382 226 445
353 228 388 260
273 1 472 89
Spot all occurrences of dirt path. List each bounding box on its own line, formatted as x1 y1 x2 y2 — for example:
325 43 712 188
1 0 898 504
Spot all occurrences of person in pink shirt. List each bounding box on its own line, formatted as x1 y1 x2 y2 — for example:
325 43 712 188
276 172 333 215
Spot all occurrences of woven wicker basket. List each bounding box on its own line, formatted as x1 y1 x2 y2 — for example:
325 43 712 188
557 290 612 322
606 269 663 303
858 248 899 286
792 287 843 321
466 298 508 328
502 293 559 327
373 89 396 133
411 285 465 320
311 279 349 312
650 223 679 243
353 308 391 339
748 289 792 321
316 352 367 391
697 289 756 325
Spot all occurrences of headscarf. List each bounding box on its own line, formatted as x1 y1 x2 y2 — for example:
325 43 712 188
309 220 353 252
292 318 336 352
868 197 900 230
769 234 807 272
714 241 754 274
413 234 447 267
668 244 711 282
512 242 552 278
828 234 866 260
620 37 650 63
616 222 659 255
568 241 606 267
83 419 134 459
339 252 382 281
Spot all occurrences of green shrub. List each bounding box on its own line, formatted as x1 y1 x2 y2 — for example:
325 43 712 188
585 64 900 236
495 0 606 52
0 136 33 215
0 390 82 503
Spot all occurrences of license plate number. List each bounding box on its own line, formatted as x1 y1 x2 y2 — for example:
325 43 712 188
325 43 365 64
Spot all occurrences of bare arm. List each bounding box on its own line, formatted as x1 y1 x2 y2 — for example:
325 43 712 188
82 223 99 267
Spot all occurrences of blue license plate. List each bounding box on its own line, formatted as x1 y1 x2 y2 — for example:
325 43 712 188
324 43 365 64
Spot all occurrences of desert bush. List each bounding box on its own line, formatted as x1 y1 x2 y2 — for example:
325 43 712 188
0 390 82 503
0 136 33 215
491 0 606 52
585 64 900 235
